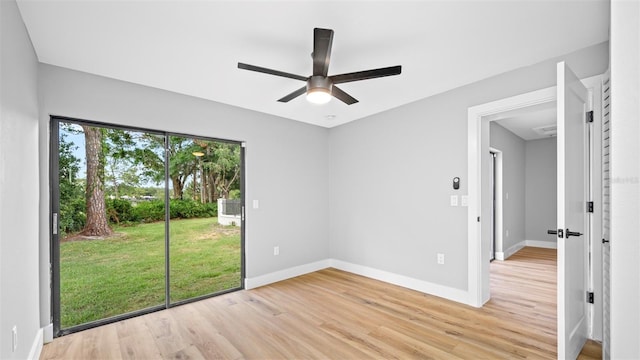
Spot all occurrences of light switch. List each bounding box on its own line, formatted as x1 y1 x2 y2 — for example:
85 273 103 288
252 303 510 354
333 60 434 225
450 195 458 206
253 200 259 209
461 195 468 207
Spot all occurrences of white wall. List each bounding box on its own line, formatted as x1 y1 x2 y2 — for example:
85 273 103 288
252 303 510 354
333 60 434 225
329 42 608 296
610 0 640 358
0 0 42 358
37 64 330 327
525 138 557 245
489 122 525 255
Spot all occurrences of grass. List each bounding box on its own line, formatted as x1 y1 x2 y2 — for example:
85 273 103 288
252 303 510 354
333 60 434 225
60 217 241 329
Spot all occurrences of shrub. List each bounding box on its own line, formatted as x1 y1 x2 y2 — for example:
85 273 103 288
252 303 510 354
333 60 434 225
170 199 217 219
106 198 140 224
60 198 86 236
132 200 165 223
229 189 241 200
106 199 218 224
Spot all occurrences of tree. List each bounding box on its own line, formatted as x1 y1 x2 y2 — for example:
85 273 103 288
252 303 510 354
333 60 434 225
208 143 241 199
141 135 197 200
103 129 164 198
58 130 86 236
79 125 112 237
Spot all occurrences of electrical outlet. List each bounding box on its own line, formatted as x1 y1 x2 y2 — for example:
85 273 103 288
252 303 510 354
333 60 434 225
12 326 17 353
273 246 279 256
461 195 468 207
437 253 445 265
450 195 458 206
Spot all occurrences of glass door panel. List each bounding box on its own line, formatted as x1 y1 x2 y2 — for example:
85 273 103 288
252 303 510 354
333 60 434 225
55 121 166 331
168 136 243 303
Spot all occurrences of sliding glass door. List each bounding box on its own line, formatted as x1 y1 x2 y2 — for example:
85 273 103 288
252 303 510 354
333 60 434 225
51 117 244 335
167 135 243 304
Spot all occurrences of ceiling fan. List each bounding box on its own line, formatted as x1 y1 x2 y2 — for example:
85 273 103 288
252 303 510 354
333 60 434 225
237 28 402 105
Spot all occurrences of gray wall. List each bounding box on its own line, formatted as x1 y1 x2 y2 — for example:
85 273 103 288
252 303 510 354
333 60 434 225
490 123 526 253
525 138 557 243
0 0 41 358
329 42 608 291
37 64 330 324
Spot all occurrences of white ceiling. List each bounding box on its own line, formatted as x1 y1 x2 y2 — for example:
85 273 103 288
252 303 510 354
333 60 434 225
494 102 558 141
16 1 609 128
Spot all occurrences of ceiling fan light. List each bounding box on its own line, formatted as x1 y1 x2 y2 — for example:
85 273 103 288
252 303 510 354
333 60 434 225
306 88 332 104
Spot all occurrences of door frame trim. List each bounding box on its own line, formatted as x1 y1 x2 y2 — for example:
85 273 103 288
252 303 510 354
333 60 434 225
488 148 503 262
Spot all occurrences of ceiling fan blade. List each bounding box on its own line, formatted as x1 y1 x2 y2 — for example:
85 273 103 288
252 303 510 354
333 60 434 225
330 65 402 84
312 28 334 77
277 86 307 103
238 63 307 82
331 86 358 105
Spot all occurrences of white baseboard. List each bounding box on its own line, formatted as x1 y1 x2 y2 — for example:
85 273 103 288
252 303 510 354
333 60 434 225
245 259 331 289
27 328 43 360
496 240 557 260
43 323 53 343
244 258 472 307
496 241 525 260
525 239 557 249
329 259 471 306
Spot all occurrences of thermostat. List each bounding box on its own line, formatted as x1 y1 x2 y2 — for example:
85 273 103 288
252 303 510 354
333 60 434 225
453 177 460 190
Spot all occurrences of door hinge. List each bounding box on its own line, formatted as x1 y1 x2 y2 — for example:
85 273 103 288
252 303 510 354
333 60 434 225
587 291 594 304
586 110 594 123
587 201 594 213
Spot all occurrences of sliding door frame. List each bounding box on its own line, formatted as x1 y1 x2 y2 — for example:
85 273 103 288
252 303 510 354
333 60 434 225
165 131 246 307
50 115 246 336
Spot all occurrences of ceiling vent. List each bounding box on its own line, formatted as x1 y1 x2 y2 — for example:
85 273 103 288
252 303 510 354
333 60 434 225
533 124 557 137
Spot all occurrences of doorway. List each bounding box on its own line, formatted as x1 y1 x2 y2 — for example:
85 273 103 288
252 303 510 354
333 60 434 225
51 117 245 335
467 72 604 348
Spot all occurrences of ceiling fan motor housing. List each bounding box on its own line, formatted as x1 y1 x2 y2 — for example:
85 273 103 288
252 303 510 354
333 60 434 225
307 75 333 94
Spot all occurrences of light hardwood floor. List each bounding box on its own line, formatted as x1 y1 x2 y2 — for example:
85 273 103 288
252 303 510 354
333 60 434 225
41 247 602 359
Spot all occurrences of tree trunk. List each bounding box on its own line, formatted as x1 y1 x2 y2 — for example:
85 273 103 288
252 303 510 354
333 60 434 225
171 176 183 199
80 126 112 237
193 169 198 201
208 172 215 203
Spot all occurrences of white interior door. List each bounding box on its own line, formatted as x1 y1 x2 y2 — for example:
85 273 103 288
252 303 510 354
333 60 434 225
557 61 590 359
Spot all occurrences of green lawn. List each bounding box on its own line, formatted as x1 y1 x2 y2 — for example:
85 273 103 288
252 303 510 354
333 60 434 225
60 217 241 329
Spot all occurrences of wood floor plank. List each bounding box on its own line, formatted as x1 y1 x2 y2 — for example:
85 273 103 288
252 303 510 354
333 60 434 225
41 246 603 359
116 316 164 360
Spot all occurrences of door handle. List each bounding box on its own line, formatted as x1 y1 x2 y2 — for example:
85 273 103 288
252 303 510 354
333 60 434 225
566 229 583 238
548 229 563 238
